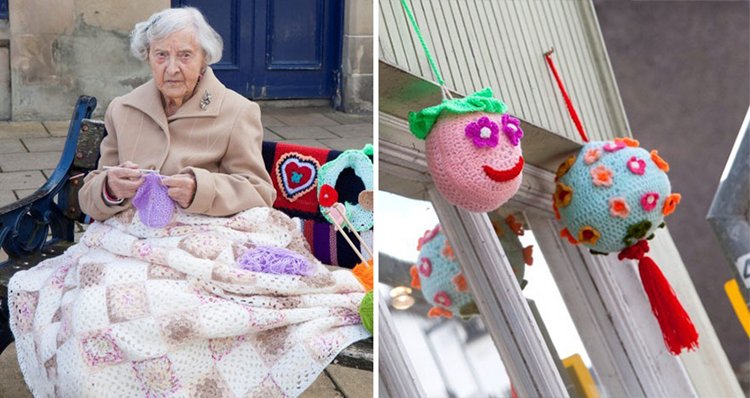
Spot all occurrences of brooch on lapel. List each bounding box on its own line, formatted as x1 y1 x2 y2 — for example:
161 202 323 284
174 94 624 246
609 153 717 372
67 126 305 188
199 90 212 110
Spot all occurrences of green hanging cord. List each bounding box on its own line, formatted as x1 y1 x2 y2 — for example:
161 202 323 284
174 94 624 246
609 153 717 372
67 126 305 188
399 0 445 87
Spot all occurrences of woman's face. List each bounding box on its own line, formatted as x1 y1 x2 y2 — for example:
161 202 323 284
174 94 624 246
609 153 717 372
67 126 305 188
148 28 206 105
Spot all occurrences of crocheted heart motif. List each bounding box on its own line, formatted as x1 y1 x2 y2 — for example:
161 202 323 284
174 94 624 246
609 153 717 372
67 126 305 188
275 153 320 202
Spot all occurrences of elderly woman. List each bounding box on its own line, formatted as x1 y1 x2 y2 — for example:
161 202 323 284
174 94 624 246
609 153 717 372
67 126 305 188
9 7 369 398
79 8 275 219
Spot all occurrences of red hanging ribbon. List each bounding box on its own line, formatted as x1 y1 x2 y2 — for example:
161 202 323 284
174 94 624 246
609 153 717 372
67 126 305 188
544 51 589 143
619 240 699 355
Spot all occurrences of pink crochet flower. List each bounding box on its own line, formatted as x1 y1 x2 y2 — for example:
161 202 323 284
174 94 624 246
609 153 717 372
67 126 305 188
603 141 625 152
584 148 601 165
590 164 614 187
434 291 452 307
627 156 646 175
641 192 660 211
609 197 630 218
418 257 432 277
501 114 523 146
465 116 499 148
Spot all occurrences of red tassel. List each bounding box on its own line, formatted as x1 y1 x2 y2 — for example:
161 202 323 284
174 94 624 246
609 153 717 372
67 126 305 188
619 240 699 355
637 256 699 355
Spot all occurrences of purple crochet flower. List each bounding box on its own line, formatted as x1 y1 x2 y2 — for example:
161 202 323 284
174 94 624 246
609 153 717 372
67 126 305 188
132 173 174 228
465 116 499 148
237 246 316 276
501 114 524 146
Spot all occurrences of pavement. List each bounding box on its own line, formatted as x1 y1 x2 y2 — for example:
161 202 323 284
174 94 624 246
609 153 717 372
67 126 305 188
0 105 374 398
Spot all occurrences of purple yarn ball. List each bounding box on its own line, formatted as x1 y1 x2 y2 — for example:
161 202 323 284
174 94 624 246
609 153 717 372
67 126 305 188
237 246 316 276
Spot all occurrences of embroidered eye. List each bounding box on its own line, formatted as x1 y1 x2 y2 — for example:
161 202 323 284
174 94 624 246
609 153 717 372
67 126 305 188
465 116 499 148
501 114 523 146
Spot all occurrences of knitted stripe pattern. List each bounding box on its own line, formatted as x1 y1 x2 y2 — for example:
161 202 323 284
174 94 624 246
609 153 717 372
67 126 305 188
426 112 523 212
556 141 670 253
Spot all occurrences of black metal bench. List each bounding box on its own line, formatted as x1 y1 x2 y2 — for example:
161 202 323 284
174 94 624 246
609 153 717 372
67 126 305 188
0 96 372 370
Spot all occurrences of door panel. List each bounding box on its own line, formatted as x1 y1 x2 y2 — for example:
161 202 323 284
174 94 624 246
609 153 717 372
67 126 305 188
172 0 342 99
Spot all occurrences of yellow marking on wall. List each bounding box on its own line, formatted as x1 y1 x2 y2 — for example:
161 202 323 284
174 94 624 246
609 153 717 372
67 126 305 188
724 279 750 338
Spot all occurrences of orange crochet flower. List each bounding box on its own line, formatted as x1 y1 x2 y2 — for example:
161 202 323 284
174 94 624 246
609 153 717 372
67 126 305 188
409 265 421 289
428 307 453 319
609 197 630 218
614 137 640 147
555 155 576 181
554 182 574 208
452 274 469 292
584 148 601 165
663 193 681 216
560 228 578 244
442 241 455 260
590 164 614 187
650 150 670 172
577 226 601 245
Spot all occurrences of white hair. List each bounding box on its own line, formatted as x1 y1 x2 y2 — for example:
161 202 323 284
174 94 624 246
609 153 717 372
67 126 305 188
130 7 223 65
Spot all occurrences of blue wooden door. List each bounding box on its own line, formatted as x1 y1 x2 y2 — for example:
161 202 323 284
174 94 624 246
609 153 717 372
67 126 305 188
172 0 343 100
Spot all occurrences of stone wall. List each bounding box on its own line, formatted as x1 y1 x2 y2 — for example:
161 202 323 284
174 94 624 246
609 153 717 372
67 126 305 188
7 0 167 120
342 0 373 114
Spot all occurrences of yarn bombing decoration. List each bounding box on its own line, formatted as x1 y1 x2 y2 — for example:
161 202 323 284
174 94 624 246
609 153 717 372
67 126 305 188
409 88 525 212
410 223 532 319
317 144 374 231
274 152 320 202
132 173 174 228
237 246 316 276
553 138 697 355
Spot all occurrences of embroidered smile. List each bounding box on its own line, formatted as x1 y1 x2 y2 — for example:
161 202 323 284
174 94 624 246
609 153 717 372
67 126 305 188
483 157 525 182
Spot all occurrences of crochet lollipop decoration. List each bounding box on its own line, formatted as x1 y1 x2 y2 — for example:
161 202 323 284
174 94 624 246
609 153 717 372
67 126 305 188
409 89 525 212
553 138 697 355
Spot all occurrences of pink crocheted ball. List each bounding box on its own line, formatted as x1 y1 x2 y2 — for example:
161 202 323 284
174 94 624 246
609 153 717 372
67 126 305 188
426 112 524 212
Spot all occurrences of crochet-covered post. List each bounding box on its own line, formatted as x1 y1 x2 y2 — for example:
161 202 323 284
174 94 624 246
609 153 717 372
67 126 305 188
618 240 699 355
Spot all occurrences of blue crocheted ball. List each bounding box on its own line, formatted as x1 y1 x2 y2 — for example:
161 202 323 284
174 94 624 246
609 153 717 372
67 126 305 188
554 139 680 253
414 226 476 318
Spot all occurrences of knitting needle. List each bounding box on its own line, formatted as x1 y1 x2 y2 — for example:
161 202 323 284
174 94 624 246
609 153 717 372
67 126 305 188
330 205 374 260
325 208 368 265
103 166 160 174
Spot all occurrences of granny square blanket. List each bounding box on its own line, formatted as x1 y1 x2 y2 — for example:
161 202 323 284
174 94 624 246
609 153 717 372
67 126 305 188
9 207 368 397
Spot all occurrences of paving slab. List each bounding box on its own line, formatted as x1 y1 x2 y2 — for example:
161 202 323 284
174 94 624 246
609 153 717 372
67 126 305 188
282 139 331 149
0 122 49 139
14 189 37 200
0 139 26 154
319 137 372 151
0 152 62 172
325 124 373 137
263 128 284 142
261 114 287 127
0 170 46 191
319 111 373 125
301 372 344 397
0 344 33 398
42 120 71 137
272 113 341 127
0 190 16 207
269 125 340 140
326 365 373 398
21 137 67 152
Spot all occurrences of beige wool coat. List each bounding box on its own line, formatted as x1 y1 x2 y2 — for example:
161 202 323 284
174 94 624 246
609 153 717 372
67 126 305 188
79 67 276 221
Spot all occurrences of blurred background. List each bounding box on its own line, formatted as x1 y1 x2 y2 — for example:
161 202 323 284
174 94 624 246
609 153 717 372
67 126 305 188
593 0 749 388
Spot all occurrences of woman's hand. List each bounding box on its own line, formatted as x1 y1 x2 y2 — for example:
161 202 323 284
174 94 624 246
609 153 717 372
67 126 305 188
162 173 197 208
105 161 144 200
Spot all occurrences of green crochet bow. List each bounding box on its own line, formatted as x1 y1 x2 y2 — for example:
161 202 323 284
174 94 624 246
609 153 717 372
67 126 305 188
408 87 508 140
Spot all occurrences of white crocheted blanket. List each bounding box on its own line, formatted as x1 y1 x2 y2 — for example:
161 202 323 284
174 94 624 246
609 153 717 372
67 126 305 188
9 207 368 397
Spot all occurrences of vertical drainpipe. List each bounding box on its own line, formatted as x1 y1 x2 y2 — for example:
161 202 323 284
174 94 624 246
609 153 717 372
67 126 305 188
707 109 750 298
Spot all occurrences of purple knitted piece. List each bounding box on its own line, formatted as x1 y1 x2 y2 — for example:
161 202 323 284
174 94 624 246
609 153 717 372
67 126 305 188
132 173 175 228
237 246 316 276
